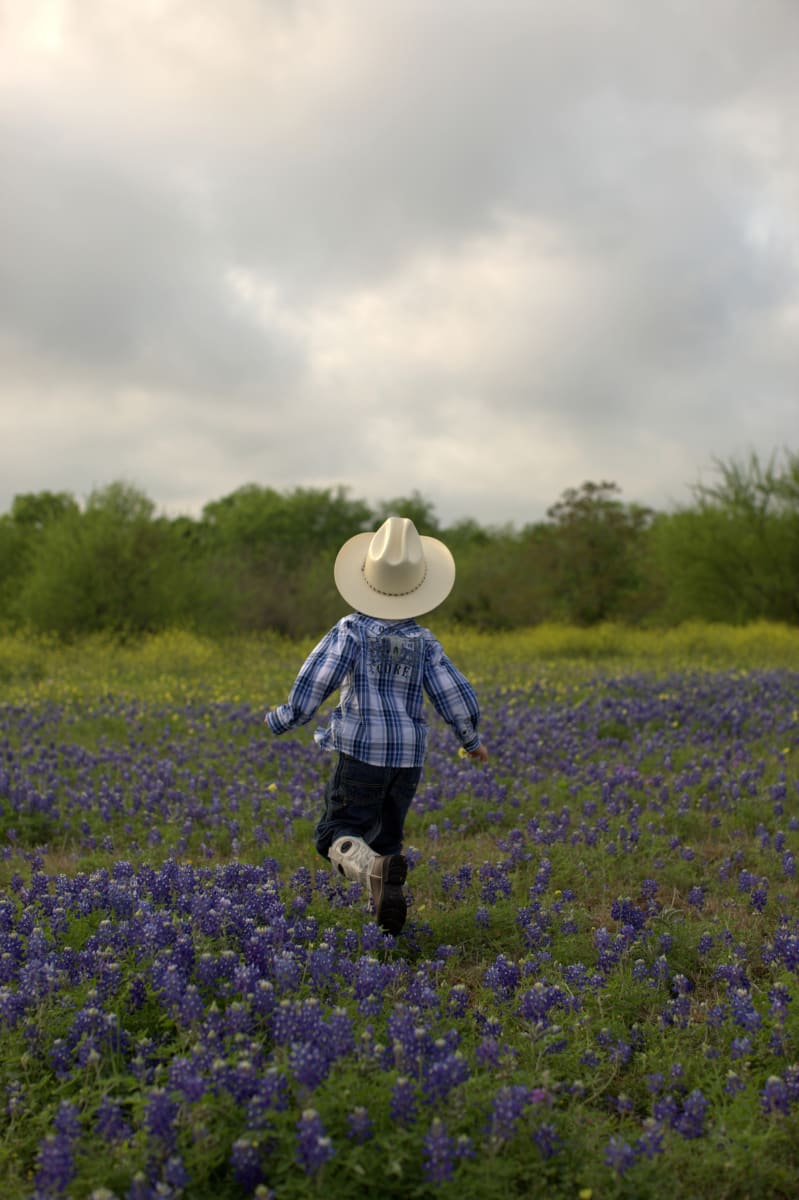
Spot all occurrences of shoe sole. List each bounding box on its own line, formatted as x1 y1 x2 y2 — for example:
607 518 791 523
375 854 407 935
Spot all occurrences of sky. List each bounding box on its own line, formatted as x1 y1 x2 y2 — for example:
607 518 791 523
1 0 797 529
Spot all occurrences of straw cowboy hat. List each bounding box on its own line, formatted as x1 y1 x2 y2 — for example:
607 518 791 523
334 516 456 619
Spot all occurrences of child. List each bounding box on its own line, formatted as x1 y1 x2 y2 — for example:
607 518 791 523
266 515 488 935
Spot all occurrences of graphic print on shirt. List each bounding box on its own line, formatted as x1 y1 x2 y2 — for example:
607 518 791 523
367 632 424 681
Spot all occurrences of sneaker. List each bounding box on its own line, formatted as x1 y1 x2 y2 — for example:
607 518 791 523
370 853 407 935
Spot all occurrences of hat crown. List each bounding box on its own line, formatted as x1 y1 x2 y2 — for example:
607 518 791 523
363 517 426 598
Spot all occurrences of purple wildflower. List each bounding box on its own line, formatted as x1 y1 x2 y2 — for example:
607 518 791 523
295 1109 334 1175
532 1121 561 1160
635 1120 665 1159
347 1106 374 1144
422 1118 455 1184
33 1134 76 1197
94 1096 132 1144
390 1076 418 1126
761 1076 791 1116
724 1071 746 1096
604 1136 637 1176
143 1087 179 1151
673 1089 709 1139
231 1137 264 1190
729 988 762 1033
422 1051 470 1103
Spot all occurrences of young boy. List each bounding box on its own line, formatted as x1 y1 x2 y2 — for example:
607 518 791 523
265 515 488 935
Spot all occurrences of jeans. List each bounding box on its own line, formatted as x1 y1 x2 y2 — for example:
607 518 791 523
314 753 423 858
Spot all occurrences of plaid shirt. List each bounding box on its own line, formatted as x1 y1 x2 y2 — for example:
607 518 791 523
265 612 481 767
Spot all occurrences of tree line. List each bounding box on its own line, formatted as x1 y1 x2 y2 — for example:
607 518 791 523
1 451 798 638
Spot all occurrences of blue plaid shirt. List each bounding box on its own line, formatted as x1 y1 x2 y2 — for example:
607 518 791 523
265 613 481 767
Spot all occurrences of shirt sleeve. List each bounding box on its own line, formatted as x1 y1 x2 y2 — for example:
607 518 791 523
422 635 482 752
265 620 356 735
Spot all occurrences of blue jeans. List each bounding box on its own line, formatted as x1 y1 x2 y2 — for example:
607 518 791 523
314 753 423 859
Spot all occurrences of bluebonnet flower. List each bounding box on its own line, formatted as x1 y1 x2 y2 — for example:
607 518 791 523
354 955 393 1015
768 983 792 1020
487 1085 531 1142
231 1137 264 1190
33 1132 76 1197
226 1057 260 1105
724 1071 746 1096
94 1096 132 1144
635 1119 665 1159
422 1051 470 1103
246 1069 290 1127
475 905 491 928
308 942 337 989
532 1121 560 1160
328 1007 356 1057
347 1106 374 1143
422 1118 455 1184
295 1109 334 1174
53 1101 81 1140
782 1065 799 1103
5 1079 24 1117
604 1136 637 1175
761 1076 791 1115
390 1077 418 1126
673 1089 709 1139
474 1035 503 1068
484 954 521 1001
163 1155 189 1192
144 1087 179 1151
289 1041 331 1091
610 896 646 931
387 1005 423 1069
126 1171 152 1200
729 988 762 1032
447 983 470 1017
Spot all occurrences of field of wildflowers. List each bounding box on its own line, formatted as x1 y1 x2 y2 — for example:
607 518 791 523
2 624 799 1198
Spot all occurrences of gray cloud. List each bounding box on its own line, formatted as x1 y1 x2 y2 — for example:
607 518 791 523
1 0 797 526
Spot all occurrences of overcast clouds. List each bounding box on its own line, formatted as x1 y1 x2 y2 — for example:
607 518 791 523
1 0 797 527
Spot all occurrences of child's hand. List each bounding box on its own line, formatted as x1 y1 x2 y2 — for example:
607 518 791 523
467 744 488 763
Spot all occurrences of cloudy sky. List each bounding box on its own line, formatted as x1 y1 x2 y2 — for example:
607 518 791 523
1 0 797 527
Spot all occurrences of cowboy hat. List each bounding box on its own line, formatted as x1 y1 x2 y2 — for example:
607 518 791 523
334 516 455 619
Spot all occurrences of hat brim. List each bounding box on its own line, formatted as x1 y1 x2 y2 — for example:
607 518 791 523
334 531 456 619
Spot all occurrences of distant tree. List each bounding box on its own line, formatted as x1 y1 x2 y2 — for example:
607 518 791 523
441 517 493 550
443 526 552 628
370 491 440 533
17 483 193 636
0 491 81 626
203 484 371 565
199 485 372 633
542 481 654 624
11 490 80 529
651 451 799 623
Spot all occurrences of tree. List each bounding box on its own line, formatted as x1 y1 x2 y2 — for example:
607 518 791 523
652 451 799 623
203 485 371 565
542 481 654 624
17 483 192 636
370 491 440 533
11 490 80 530
0 491 81 627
